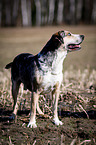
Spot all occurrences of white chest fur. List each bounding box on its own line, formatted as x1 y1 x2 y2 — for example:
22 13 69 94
38 49 67 92
41 71 63 92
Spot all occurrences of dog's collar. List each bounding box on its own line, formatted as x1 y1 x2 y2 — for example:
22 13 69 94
51 71 61 75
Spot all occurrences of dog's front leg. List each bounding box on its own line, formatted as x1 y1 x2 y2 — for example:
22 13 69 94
27 92 38 128
52 88 63 126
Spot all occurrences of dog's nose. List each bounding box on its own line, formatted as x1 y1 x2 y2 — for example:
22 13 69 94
80 35 84 40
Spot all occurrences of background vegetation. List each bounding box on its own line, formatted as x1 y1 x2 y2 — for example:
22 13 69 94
0 0 96 27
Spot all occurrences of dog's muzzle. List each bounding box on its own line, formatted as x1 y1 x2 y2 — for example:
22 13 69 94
68 34 84 52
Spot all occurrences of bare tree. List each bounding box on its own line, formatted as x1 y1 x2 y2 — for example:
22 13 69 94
91 0 96 24
57 0 64 24
84 0 91 23
35 0 41 26
41 0 47 25
48 0 55 24
70 0 75 24
21 0 28 26
76 0 83 23
0 0 2 26
27 0 32 26
5 0 11 26
12 0 19 26
21 0 32 26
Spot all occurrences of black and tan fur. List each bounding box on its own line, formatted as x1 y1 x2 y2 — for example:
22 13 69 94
5 30 84 128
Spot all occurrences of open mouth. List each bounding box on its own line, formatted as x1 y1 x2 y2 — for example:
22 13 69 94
68 43 81 51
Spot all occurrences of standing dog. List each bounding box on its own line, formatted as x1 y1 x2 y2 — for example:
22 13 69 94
5 30 84 128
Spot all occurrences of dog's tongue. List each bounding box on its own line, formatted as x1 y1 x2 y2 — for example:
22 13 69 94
75 44 80 48
69 44 80 49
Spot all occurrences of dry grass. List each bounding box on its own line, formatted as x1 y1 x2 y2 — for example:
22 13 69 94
0 66 96 116
0 67 96 145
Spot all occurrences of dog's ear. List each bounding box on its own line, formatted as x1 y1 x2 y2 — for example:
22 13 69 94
59 31 65 38
53 31 65 44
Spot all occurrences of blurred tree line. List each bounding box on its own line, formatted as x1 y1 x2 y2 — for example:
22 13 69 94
0 0 96 27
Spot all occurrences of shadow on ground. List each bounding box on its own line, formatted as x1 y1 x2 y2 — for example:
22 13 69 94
0 106 96 145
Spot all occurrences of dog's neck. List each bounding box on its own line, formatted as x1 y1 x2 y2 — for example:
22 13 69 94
37 44 67 74
51 48 67 74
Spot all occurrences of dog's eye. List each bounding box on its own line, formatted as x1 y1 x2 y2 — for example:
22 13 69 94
68 33 71 36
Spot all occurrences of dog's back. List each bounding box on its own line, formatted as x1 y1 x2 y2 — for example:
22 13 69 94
6 53 35 91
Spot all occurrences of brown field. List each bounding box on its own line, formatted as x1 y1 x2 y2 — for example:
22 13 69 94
0 25 96 70
0 26 96 145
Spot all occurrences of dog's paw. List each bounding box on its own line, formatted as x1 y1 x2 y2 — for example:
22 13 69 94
27 121 37 128
53 117 63 126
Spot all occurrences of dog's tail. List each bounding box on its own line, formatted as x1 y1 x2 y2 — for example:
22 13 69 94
5 62 13 69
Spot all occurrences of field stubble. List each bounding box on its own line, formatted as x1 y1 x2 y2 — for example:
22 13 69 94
0 66 96 145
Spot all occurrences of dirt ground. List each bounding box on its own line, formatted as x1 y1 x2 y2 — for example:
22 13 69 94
0 98 96 145
0 108 96 145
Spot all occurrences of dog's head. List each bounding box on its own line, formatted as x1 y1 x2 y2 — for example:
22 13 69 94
52 30 84 52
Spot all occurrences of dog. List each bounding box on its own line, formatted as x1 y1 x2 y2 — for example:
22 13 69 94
5 30 84 128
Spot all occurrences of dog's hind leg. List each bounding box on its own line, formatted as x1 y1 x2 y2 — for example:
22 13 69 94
37 100 44 116
10 80 20 120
